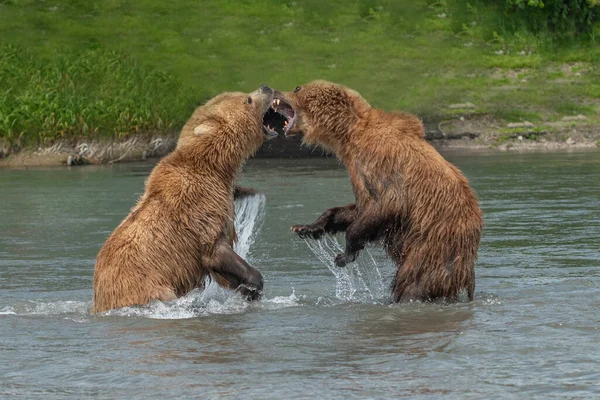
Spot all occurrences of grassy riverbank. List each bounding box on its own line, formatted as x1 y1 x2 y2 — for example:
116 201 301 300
1 0 599 155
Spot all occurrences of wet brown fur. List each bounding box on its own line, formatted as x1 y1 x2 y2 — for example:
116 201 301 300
282 80 483 302
93 89 272 313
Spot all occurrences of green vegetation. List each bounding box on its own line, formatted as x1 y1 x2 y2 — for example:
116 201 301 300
0 45 191 145
0 0 599 147
451 0 600 42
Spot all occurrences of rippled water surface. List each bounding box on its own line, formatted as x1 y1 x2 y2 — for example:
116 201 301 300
1 151 599 399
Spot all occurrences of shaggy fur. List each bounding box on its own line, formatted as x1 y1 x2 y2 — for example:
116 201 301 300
280 80 483 302
93 87 274 313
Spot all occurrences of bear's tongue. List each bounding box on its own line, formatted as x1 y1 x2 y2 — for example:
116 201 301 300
262 98 295 136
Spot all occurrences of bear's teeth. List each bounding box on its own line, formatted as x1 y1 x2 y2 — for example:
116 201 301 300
284 120 288 127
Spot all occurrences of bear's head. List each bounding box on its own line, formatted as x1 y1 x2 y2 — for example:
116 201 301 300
269 80 371 153
177 85 277 161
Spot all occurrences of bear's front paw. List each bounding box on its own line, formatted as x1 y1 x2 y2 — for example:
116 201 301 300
334 253 356 268
237 272 263 301
291 224 324 239
238 285 263 301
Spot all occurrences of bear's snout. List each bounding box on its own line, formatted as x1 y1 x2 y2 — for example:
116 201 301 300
259 84 273 94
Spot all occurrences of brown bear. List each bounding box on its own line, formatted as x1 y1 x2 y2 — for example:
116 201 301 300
93 85 278 313
271 80 483 302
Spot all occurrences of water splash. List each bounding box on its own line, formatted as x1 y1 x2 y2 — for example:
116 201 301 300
0 286 304 320
105 285 302 319
0 300 89 317
260 288 303 310
304 235 390 303
475 292 503 306
106 284 250 319
234 194 266 259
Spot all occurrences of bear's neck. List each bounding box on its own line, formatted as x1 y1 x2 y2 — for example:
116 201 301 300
327 117 366 164
177 142 248 183
322 103 377 163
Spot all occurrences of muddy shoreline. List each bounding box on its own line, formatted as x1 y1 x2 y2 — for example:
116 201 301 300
1 117 598 168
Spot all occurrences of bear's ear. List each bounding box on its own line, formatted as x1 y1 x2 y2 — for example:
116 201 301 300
193 120 219 136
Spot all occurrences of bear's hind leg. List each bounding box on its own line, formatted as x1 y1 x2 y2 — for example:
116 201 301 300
391 254 475 302
391 260 426 302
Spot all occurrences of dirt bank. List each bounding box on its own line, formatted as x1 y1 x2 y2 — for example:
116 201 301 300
424 115 600 152
0 136 176 168
1 116 598 168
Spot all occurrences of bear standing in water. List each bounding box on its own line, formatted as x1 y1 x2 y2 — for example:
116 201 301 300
93 85 277 313
273 81 483 302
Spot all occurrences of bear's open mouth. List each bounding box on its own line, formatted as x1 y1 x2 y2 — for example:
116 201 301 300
262 97 295 138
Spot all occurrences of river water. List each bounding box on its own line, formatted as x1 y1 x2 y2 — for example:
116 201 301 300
1 151 599 399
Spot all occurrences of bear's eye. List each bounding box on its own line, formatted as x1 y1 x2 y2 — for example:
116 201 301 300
294 86 301 93
247 96 253 104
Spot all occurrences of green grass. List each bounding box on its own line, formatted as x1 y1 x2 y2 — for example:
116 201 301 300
0 0 599 146
0 45 192 145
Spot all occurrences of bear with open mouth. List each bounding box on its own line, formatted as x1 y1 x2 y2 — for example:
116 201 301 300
268 80 483 302
93 85 278 313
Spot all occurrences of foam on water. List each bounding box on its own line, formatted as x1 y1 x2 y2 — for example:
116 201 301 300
304 235 390 303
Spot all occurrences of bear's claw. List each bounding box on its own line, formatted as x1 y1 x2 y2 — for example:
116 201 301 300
291 224 324 239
